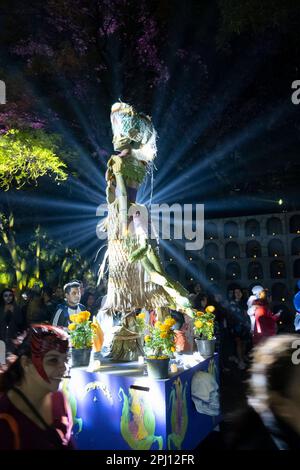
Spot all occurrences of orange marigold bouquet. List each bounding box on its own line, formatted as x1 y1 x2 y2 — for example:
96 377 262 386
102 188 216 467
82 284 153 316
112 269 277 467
68 311 102 350
193 306 216 340
144 316 176 359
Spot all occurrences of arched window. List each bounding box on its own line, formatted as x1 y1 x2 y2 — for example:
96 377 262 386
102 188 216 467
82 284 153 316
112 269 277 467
293 259 300 278
166 263 180 282
205 222 218 240
226 262 241 280
206 263 221 281
271 283 288 302
224 221 239 239
207 283 220 296
292 238 300 256
246 241 262 258
266 217 283 236
248 262 263 280
205 243 219 260
225 242 240 259
270 260 286 279
268 239 284 257
245 219 260 237
185 262 200 283
290 215 300 234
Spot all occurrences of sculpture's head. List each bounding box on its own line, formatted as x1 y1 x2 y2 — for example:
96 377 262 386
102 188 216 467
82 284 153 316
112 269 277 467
110 102 157 162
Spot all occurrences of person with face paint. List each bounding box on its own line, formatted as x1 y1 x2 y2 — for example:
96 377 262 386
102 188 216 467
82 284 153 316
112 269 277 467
0 324 74 449
0 289 27 353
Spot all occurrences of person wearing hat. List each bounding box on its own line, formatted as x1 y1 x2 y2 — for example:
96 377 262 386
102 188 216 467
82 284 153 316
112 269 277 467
247 285 264 333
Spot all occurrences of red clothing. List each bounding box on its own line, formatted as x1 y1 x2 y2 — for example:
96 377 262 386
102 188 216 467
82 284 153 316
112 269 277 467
0 391 74 450
253 300 279 345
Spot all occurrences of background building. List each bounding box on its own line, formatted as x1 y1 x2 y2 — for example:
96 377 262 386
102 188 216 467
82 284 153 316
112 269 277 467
162 211 300 307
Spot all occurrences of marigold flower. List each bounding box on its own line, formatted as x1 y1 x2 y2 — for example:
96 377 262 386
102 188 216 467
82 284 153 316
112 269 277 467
196 311 204 317
68 323 76 331
164 317 176 327
137 312 145 319
194 320 203 329
155 321 162 329
171 346 176 352
159 324 169 332
205 305 215 313
144 335 151 342
69 313 78 323
160 332 168 339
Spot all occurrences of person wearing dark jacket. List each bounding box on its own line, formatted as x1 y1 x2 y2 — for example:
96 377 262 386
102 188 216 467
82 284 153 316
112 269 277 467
0 289 27 353
227 335 300 450
51 281 85 327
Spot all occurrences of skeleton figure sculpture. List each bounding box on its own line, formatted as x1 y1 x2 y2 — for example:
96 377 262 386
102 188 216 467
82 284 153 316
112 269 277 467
98 102 194 360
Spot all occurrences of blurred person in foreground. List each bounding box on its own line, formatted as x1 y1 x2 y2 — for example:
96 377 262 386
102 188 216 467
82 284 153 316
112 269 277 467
0 324 74 449
227 335 300 449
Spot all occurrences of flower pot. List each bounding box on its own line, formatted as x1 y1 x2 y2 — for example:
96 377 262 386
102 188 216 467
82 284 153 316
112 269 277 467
146 357 170 379
195 338 216 358
71 348 92 367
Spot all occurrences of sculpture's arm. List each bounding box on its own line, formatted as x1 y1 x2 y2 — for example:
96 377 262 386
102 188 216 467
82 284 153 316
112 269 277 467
128 239 148 263
105 157 116 204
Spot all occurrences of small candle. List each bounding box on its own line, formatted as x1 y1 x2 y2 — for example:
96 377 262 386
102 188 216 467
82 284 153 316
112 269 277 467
138 356 145 365
170 364 178 373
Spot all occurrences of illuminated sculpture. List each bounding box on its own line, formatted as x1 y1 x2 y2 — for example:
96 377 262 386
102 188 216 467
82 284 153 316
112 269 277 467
98 102 194 360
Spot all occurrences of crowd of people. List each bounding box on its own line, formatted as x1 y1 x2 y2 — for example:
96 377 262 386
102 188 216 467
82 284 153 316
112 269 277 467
0 280 107 355
185 281 298 371
0 277 300 450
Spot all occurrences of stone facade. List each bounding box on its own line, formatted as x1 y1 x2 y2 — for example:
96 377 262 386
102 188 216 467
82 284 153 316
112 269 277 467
161 211 300 306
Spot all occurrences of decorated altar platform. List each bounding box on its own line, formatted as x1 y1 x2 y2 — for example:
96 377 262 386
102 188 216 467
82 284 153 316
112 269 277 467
64 353 221 450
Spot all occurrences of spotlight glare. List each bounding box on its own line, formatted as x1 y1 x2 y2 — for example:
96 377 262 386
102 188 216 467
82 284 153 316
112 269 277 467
278 199 283 206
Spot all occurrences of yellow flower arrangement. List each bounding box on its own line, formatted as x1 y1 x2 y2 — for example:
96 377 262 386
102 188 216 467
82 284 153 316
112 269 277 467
144 316 176 359
135 311 147 334
68 311 103 350
193 306 216 340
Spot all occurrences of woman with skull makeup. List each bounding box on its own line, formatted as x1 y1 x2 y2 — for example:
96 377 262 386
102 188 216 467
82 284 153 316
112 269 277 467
0 324 74 449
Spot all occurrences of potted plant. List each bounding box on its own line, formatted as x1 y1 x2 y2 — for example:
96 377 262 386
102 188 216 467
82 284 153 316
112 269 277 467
68 311 102 367
193 306 216 358
144 316 176 379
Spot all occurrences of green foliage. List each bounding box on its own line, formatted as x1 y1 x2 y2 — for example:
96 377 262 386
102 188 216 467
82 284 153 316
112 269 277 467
0 212 96 290
217 0 298 45
0 128 68 190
